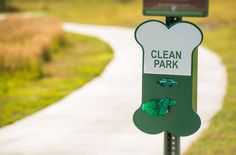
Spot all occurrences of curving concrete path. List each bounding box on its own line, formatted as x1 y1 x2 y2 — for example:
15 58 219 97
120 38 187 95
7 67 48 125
0 23 227 155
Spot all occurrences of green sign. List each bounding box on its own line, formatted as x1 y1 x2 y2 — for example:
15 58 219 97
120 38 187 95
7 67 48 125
133 20 203 136
143 0 208 17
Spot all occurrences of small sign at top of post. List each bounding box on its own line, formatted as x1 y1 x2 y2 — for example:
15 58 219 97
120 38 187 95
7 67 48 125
143 0 208 17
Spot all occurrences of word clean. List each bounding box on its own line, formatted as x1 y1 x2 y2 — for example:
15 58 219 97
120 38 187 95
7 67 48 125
151 50 182 69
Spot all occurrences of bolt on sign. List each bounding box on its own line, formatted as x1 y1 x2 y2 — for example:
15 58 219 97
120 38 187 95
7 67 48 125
133 20 203 136
143 0 208 17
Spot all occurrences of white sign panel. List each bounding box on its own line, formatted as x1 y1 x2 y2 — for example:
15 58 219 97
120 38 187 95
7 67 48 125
135 21 203 76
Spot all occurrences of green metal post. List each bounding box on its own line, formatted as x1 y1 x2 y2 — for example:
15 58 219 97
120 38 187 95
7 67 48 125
166 16 182 26
164 132 180 155
164 16 182 155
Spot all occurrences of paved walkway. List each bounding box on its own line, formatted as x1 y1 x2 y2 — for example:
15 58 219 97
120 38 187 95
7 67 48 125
0 23 227 155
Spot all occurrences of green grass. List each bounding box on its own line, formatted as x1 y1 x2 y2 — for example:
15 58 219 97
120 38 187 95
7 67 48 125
0 32 113 127
3 0 236 154
8 0 150 26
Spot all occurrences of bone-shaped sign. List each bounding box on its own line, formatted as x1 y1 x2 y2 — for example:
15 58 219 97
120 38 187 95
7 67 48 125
133 20 203 136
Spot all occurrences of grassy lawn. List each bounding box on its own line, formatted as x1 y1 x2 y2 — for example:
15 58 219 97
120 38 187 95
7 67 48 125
8 0 149 26
0 17 113 127
3 0 236 154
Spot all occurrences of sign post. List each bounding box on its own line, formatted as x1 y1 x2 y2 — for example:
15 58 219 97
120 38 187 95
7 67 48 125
133 1 208 155
164 16 182 155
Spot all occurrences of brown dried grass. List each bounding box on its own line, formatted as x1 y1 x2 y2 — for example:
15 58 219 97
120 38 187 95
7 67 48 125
0 16 63 72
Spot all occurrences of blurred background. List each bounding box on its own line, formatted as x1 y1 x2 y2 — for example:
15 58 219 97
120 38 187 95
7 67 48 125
0 0 235 154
